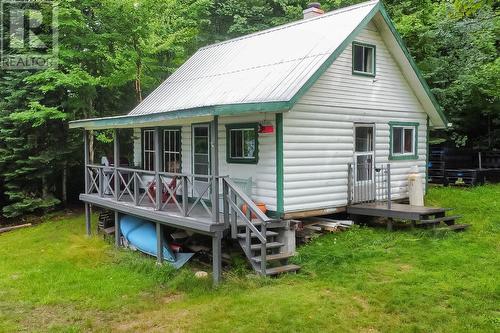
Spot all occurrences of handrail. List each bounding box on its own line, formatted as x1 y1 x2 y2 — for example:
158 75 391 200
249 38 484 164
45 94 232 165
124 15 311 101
224 178 273 223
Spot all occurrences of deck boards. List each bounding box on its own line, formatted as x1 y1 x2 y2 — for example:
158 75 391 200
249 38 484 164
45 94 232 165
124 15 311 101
80 193 226 235
347 202 446 220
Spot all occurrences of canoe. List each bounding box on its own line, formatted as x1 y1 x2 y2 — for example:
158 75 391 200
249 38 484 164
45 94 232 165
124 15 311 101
119 215 193 269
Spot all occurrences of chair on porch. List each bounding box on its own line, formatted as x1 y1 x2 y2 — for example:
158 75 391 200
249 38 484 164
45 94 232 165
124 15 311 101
147 177 178 204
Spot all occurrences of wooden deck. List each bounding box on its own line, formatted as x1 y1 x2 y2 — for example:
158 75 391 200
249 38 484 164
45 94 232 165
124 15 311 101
80 193 226 235
347 202 447 220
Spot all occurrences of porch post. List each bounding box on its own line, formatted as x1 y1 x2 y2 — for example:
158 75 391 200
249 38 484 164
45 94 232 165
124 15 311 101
84 130 91 236
211 116 220 222
85 203 91 236
114 211 121 247
113 129 120 201
154 127 161 210
156 222 163 264
84 130 89 194
212 231 222 285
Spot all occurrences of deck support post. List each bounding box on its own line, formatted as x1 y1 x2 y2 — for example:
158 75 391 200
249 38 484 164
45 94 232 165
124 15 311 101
114 211 121 247
156 222 163 264
113 129 120 201
85 203 91 236
387 218 393 231
154 127 161 211
211 116 220 223
212 231 222 285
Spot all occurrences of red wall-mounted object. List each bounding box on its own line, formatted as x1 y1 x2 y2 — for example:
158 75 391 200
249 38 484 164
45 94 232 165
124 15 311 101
259 124 274 134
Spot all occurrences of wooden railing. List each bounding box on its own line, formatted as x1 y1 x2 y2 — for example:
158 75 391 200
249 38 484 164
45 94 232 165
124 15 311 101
347 163 391 208
222 178 273 275
85 165 223 221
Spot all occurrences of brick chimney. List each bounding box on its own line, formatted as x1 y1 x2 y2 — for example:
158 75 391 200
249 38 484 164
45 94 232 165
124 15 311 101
303 2 324 19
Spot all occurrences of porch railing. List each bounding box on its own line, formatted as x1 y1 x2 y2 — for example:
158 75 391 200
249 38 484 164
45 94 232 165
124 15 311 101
222 178 273 275
347 163 392 208
85 164 223 221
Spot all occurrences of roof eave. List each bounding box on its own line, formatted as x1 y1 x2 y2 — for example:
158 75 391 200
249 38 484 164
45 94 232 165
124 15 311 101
68 101 291 129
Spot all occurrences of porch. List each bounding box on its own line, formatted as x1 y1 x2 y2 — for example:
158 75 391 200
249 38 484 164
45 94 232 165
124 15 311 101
80 116 294 284
346 162 463 229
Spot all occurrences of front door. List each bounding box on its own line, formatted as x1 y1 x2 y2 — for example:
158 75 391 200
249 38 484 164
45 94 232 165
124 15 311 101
354 124 375 202
192 124 211 199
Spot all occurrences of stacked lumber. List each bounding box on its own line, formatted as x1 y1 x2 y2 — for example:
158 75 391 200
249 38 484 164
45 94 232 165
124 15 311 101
296 217 353 244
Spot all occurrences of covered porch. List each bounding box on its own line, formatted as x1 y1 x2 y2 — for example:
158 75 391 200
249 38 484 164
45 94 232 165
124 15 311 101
78 115 279 284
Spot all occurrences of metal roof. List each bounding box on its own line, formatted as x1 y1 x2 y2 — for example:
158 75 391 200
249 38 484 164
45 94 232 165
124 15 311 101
69 0 447 129
128 1 378 116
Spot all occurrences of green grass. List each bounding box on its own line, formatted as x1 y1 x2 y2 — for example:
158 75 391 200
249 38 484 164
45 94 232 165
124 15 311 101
0 185 499 332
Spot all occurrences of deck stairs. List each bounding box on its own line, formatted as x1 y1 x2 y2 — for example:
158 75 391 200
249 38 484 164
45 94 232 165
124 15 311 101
347 202 469 231
233 219 300 276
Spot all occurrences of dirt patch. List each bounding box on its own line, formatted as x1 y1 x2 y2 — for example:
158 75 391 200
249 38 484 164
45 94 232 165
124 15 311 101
399 264 413 272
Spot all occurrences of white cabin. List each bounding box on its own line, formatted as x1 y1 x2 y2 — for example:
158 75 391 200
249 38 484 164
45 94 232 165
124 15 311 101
70 0 448 282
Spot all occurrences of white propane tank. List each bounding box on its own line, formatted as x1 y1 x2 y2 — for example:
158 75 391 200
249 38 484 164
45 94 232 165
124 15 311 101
408 166 424 206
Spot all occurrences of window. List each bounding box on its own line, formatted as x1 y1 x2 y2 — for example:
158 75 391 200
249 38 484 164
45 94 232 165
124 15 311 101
163 129 181 173
352 42 375 76
226 123 258 164
142 129 155 171
142 128 182 171
389 122 418 160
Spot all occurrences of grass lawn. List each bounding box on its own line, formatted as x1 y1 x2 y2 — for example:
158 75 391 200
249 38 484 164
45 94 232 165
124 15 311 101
0 185 499 332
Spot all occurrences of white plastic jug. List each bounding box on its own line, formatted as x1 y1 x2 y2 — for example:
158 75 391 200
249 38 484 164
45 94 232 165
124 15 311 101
408 166 424 206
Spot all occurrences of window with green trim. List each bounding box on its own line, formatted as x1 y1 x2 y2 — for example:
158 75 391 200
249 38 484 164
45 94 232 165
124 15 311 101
389 122 418 160
226 123 258 164
352 42 375 76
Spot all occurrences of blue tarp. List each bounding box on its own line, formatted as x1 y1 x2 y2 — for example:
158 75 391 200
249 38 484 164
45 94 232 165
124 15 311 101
119 215 194 269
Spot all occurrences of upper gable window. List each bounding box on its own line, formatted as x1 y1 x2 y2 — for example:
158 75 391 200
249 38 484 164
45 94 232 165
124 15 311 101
352 42 375 76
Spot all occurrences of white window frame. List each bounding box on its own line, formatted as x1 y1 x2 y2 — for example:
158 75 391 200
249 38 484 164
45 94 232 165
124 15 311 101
142 129 155 171
163 129 181 173
391 125 417 157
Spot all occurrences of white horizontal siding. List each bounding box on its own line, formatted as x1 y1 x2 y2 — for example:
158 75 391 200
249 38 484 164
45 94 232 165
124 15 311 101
283 21 428 213
132 114 277 211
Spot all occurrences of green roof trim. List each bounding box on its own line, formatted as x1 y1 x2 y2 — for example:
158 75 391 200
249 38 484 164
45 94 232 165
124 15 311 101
377 4 448 126
69 101 291 129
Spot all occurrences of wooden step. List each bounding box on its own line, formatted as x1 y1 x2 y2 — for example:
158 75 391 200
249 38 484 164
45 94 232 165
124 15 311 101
237 231 278 239
252 252 294 263
265 264 300 276
250 242 283 251
436 224 470 232
417 215 461 225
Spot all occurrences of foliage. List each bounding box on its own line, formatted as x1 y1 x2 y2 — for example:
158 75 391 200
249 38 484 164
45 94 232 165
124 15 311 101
0 186 498 331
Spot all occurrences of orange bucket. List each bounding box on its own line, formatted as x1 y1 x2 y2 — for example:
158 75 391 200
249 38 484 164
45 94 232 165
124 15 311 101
241 202 267 219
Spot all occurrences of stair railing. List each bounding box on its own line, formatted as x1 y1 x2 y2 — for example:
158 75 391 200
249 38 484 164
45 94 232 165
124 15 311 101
222 178 273 275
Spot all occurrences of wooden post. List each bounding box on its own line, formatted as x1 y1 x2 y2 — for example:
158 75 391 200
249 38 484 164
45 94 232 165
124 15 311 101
222 180 229 227
154 127 161 210
85 203 91 236
182 176 188 216
114 129 120 201
133 172 139 205
211 116 220 222
114 211 120 247
212 231 222 285
260 222 267 275
83 130 89 194
387 218 393 231
387 163 392 209
98 168 104 197
230 191 237 239
347 163 352 205
156 222 163 264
